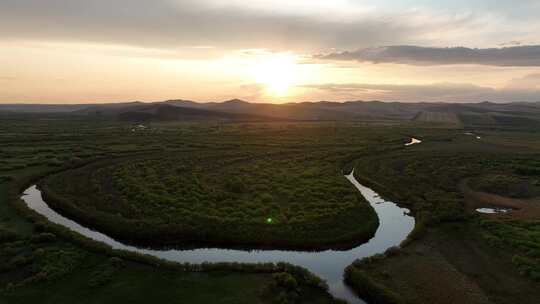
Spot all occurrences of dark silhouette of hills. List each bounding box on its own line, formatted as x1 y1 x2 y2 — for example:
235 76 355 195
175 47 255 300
116 104 275 122
2 99 540 126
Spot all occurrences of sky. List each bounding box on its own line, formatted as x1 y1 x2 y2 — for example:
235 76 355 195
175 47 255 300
1 0 540 103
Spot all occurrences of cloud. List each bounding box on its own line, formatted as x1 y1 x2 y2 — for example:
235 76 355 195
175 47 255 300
0 0 408 52
1 0 537 54
300 82 540 102
506 73 540 89
318 45 540 67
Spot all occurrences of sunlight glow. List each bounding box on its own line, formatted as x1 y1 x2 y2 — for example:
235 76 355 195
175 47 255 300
251 53 298 97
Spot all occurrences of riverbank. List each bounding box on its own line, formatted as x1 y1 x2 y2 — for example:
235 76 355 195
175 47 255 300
6 119 404 304
346 221 540 304
20 169 415 303
343 130 540 304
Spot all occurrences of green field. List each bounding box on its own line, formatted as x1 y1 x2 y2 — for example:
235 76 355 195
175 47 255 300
1 115 539 304
41 147 378 249
345 128 540 303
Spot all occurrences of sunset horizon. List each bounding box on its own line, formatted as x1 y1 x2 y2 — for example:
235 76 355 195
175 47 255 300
1 2 540 304
2 97 539 106
2 1 540 104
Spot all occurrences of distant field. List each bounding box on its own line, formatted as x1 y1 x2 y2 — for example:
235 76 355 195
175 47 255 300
413 111 460 124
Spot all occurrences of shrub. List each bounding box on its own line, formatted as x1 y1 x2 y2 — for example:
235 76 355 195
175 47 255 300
0 175 13 182
0 229 19 243
88 268 115 287
30 232 57 244
344 266 403 304
109 257 126 268
272 272 298 291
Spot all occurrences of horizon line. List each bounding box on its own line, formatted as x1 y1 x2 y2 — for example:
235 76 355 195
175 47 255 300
1 99 538 106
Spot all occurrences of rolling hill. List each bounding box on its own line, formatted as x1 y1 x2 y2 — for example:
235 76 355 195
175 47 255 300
116 104 275 122
2 99 540 126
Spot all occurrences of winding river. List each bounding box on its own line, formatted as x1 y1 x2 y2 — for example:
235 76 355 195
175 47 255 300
20 139 420 303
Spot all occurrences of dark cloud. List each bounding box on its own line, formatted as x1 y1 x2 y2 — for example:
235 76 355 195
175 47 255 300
0 1 478 52
301 82 540 102
318 45 540 66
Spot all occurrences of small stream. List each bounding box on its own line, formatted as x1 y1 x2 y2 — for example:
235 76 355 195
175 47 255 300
21 162 417 303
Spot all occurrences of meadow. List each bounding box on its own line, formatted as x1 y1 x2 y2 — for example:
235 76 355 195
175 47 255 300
41 146 379 249
0 115 539 304
346 128 540 304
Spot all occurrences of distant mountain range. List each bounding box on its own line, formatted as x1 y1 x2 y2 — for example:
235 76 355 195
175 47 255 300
2 99 540 127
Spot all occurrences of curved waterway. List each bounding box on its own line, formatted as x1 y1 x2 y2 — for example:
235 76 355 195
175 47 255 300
21 171 414 304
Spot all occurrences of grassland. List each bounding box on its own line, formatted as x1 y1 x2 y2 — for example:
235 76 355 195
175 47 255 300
346 129 540 304
41 147 378 249
3 117 371 304
1 114 539 304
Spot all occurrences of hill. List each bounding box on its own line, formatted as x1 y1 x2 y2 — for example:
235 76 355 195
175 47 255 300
2 100 540 126
116 104 275 122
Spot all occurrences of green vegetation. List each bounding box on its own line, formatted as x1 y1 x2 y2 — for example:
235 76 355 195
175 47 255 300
2 117 361 304
346 129 540 304
344 265 402 304
41 148 378 248
470 174 540 199
1 113 539 304
478 218 540 281
353 136 540 222
343 248 404 304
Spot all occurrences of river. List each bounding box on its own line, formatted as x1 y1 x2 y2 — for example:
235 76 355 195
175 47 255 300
21 140 420 303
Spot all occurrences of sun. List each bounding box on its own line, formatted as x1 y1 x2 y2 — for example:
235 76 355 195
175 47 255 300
251 53 298 97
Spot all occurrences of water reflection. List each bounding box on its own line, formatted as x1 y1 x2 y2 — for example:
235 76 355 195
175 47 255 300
476 207 511 214
405 138 422 146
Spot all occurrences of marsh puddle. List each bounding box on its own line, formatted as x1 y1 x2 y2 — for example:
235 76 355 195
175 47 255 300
21 171 414 304
476 207 512 214
464 132 482 140
405 138 422 146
